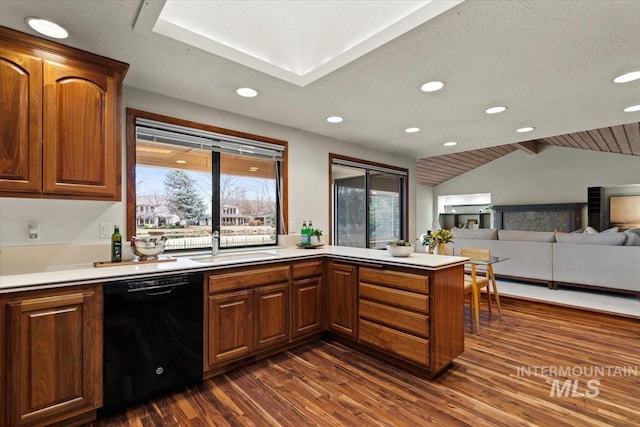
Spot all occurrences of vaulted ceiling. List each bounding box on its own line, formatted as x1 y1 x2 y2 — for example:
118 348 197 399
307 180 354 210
416 122 640 186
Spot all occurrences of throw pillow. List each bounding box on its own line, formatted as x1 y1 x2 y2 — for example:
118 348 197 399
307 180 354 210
583 226 599 234
624 229 640 246
602 227 620 233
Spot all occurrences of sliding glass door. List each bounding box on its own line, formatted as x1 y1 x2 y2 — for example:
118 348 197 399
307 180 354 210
369 171 403 249
334 165 366 247
332 156 407 249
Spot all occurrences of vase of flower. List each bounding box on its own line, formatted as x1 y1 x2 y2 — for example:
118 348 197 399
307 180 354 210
423 229 454 255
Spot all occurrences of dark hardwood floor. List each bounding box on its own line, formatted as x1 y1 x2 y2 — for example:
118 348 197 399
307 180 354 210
92 297 640 426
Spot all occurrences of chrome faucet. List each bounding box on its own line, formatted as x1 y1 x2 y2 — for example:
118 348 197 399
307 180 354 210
211 230 220 255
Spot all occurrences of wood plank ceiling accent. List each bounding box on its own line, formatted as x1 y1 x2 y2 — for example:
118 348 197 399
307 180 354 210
416 122 640 186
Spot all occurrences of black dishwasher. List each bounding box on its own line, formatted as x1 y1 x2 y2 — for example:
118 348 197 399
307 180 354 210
100 272 204 416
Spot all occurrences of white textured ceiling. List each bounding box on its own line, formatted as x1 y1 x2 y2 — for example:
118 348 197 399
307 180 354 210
1 0 639 160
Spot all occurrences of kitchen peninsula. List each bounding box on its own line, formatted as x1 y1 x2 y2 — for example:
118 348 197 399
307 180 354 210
0 246 467 427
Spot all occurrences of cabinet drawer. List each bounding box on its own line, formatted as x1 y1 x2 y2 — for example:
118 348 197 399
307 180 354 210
359 283 429 313
209 265 290 293
359 267 428 293
359 299 428 337
359 319 429 365
291 260 324 279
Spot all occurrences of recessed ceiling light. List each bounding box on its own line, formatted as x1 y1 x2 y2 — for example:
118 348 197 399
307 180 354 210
236 87 258 97
516 127 535 133
404 127 420 133
176 160 187 164
25 17 68 39
485 106 507 114
624 104 640 112
420 81 444 92
613 71 640 83
443 141 458 147
327 116 343 123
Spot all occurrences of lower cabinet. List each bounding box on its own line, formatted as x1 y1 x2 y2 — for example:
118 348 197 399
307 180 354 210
327 261 358 338
205 261 326 374
358 267 430 366
291 260 324 339
292 276 322 338
356 265 464 375
205 265 292 372
254 283 290 350
1 284 102 427
208 290 254 365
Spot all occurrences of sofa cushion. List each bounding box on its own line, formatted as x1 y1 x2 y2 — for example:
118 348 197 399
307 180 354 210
555 232 627 245
624 229 640 246
585 226 619 234
498 230 556 243
451 228 498 240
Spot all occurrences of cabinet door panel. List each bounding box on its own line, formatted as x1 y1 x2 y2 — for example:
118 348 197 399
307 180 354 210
0 49 42 193
6 287 101 427
254 283 290 350
43 61 118 197
328 262 357 337
208 290 253 366
292 277 322 338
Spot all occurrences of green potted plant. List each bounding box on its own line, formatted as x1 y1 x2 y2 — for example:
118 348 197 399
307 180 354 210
310 229 323 245
385 240 414 257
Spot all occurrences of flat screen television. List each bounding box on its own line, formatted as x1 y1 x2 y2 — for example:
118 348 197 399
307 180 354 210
609 195 640 230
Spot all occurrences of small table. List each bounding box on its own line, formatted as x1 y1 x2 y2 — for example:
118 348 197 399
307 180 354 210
465 257 509 332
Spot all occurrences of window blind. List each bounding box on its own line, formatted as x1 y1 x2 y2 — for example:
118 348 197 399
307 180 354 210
331 157 408 177
136 118 284 160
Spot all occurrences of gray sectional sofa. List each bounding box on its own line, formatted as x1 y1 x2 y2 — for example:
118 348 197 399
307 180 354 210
449 227 640 295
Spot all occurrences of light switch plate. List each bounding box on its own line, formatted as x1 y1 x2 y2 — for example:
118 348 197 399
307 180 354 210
100 223 112 238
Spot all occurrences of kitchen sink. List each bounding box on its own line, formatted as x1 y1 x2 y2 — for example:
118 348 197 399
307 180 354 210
190 251 279 263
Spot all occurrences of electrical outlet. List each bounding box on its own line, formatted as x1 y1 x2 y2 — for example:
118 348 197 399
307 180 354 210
28 224 40 240
100 222 112 238
290 220 297 234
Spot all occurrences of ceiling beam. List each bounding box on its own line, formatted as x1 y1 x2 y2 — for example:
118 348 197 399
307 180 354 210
514 140 540 155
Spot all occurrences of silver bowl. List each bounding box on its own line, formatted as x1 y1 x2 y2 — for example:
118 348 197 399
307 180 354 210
385 244 414 257
131 236 167 261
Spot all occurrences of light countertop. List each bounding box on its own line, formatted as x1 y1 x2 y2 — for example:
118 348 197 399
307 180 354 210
0 245 467 293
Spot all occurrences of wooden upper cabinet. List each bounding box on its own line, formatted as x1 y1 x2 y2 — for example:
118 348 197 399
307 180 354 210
0 48 42 193
42 61 118 197
0 27 128 200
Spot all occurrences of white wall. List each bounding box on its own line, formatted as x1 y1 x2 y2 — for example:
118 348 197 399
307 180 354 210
430 145 640 219
0 86 417 249
415 184 435 240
